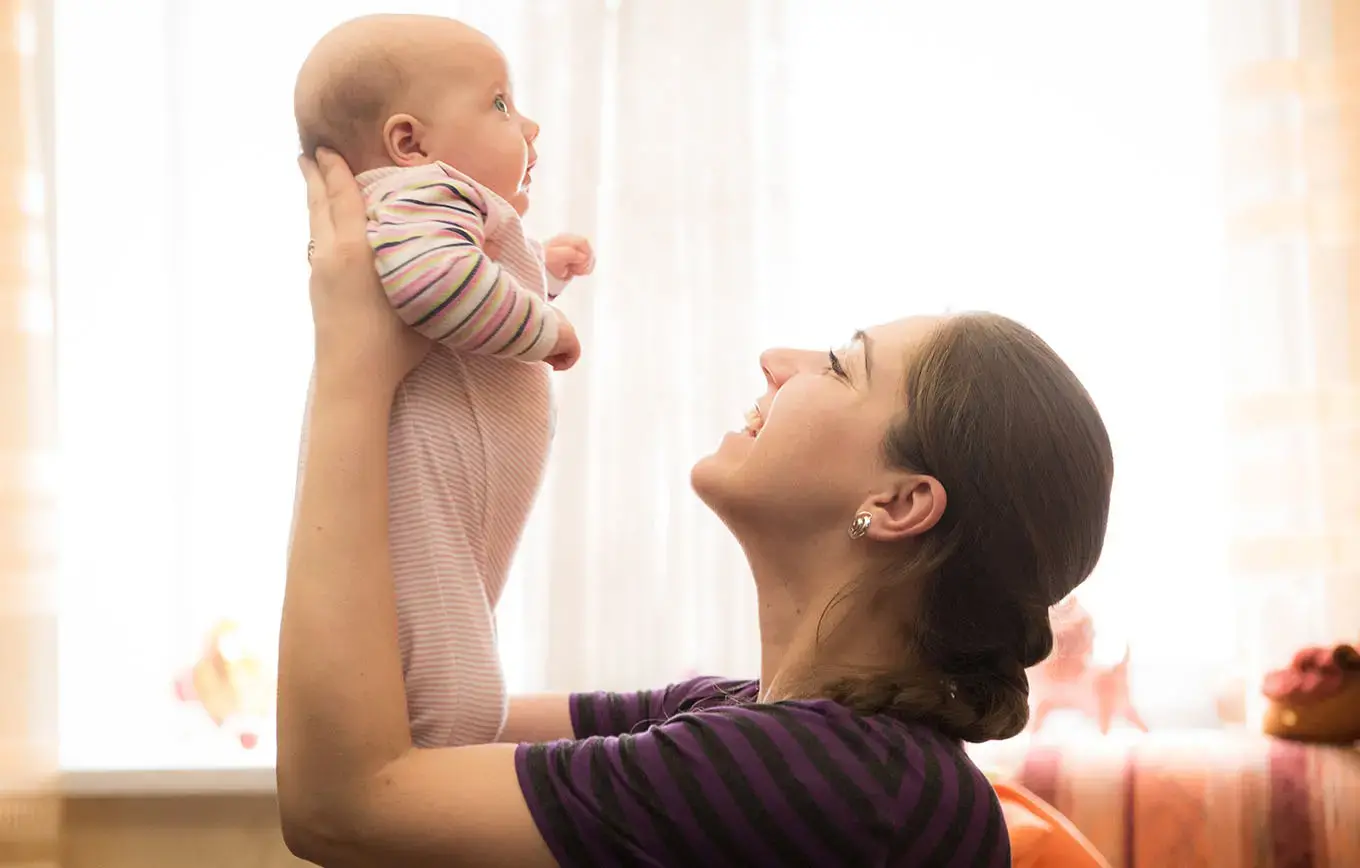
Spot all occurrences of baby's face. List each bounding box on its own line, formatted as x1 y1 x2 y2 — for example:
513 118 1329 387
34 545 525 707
295 17 539 198
410 39 538 208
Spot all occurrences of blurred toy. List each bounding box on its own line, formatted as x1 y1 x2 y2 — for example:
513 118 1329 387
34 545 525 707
1027 597 1147 735
1261 642 1360 744
173 619 273 749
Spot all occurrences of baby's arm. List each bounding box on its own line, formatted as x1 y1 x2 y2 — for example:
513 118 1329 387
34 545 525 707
526 238 569 301
528 234 595 301
369 173 560 362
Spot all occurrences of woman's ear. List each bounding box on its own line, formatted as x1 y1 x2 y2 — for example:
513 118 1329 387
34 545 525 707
382 114 427 167
858 474 946 542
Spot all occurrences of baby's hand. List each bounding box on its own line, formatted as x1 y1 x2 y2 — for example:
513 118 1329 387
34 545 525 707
543 234 595 283
546 315 581 372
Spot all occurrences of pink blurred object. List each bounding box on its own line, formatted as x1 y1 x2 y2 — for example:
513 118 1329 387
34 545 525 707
171 620 273 750
1027 597 1147 734
172 670 196 702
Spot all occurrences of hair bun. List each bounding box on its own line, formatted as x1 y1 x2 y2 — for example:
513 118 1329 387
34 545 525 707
1020 611 1054 669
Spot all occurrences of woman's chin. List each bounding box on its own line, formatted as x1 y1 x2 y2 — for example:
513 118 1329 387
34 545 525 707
689 432 754 502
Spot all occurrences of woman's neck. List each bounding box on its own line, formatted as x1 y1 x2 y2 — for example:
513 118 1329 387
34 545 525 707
743 536 877 702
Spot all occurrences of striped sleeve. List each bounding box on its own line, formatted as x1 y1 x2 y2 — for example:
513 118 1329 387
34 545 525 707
368 173 559 361
514 701 1011 867
569 676 759 738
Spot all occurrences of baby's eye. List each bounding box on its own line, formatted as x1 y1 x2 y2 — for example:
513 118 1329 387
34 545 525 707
493 95 509 114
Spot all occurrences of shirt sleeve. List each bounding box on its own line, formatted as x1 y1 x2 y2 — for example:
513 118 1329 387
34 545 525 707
368 172 559 361
515 701 1011 868
568 676 759 738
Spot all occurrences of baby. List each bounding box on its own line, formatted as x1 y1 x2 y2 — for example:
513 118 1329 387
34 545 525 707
293 14 593 747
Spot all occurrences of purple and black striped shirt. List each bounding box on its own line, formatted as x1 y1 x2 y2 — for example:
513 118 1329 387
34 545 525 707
513 676 1010 867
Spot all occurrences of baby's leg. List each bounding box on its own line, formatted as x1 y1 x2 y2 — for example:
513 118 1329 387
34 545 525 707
387 407 507 748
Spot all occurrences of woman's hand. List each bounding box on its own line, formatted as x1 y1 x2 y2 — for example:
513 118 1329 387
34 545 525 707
300 149 429 397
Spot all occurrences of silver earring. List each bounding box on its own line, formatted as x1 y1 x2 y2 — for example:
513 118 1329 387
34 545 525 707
848 511 872 540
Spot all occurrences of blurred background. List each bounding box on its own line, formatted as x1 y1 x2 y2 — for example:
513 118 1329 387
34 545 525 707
2 0 1356 865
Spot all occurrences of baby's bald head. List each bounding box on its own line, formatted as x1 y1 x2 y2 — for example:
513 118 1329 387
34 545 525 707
293 15 497 172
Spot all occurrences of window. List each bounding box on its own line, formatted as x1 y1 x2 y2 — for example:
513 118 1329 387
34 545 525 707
55 0 1234 782
54 0 532 776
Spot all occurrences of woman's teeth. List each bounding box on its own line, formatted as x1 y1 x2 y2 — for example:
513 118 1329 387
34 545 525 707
743 405 764 437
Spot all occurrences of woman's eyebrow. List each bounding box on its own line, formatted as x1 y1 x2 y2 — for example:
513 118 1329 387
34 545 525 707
853 329 873 382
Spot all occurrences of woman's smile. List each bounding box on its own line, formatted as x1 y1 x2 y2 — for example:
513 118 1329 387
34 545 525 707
743 403 766 438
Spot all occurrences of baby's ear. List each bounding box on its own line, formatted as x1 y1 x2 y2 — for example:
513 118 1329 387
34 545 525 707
383 114 427 167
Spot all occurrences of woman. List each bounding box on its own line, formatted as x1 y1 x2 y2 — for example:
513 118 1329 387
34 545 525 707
278 150 1114 867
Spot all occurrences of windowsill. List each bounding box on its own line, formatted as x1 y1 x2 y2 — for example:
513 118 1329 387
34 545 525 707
61 765 276 797
57 727 1257 797
59 732 279 796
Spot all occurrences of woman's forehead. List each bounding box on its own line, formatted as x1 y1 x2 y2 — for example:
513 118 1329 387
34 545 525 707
863 316 942 365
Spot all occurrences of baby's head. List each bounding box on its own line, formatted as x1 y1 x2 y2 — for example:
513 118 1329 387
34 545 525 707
294 14 538 205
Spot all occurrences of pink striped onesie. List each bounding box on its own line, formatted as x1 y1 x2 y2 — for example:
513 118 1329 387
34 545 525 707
353 161 562 747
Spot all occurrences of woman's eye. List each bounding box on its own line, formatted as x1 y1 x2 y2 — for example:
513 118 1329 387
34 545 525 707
826 348 848 378
493 96 509 114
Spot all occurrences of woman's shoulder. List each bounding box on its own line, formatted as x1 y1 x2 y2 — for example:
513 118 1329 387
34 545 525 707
675 697 1009 865
569 675 760 738
665 675 762 711
520 690 1009 867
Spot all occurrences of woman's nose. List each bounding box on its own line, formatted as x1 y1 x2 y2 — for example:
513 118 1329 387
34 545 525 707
760 347 811 387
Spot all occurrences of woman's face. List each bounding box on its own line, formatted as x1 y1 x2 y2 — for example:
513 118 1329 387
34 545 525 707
692 316 941 536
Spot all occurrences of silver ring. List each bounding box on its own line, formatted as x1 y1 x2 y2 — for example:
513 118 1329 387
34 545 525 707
307 239 316 263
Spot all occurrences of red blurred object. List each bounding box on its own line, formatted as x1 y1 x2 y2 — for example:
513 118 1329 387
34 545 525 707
1262 643 1360 706
1261 642 1360 744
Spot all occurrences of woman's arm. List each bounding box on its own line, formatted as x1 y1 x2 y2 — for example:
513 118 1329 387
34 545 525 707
499 676 759 744
276 150 556 867
497 695 574 743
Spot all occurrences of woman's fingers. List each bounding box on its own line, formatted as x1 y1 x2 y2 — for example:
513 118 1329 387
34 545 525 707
315 149 368 243
298 155 334 251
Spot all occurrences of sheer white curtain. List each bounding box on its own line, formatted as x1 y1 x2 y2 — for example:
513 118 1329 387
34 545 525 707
498 0 784 692
52 0 553 769
54 0 1237 772
511 0 1236 715
53 0 783 767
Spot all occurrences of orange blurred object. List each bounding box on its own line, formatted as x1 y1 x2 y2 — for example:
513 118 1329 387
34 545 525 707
989 775 1113 868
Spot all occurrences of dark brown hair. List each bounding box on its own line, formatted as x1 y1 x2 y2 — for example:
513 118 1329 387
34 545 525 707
824 312 1114 742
